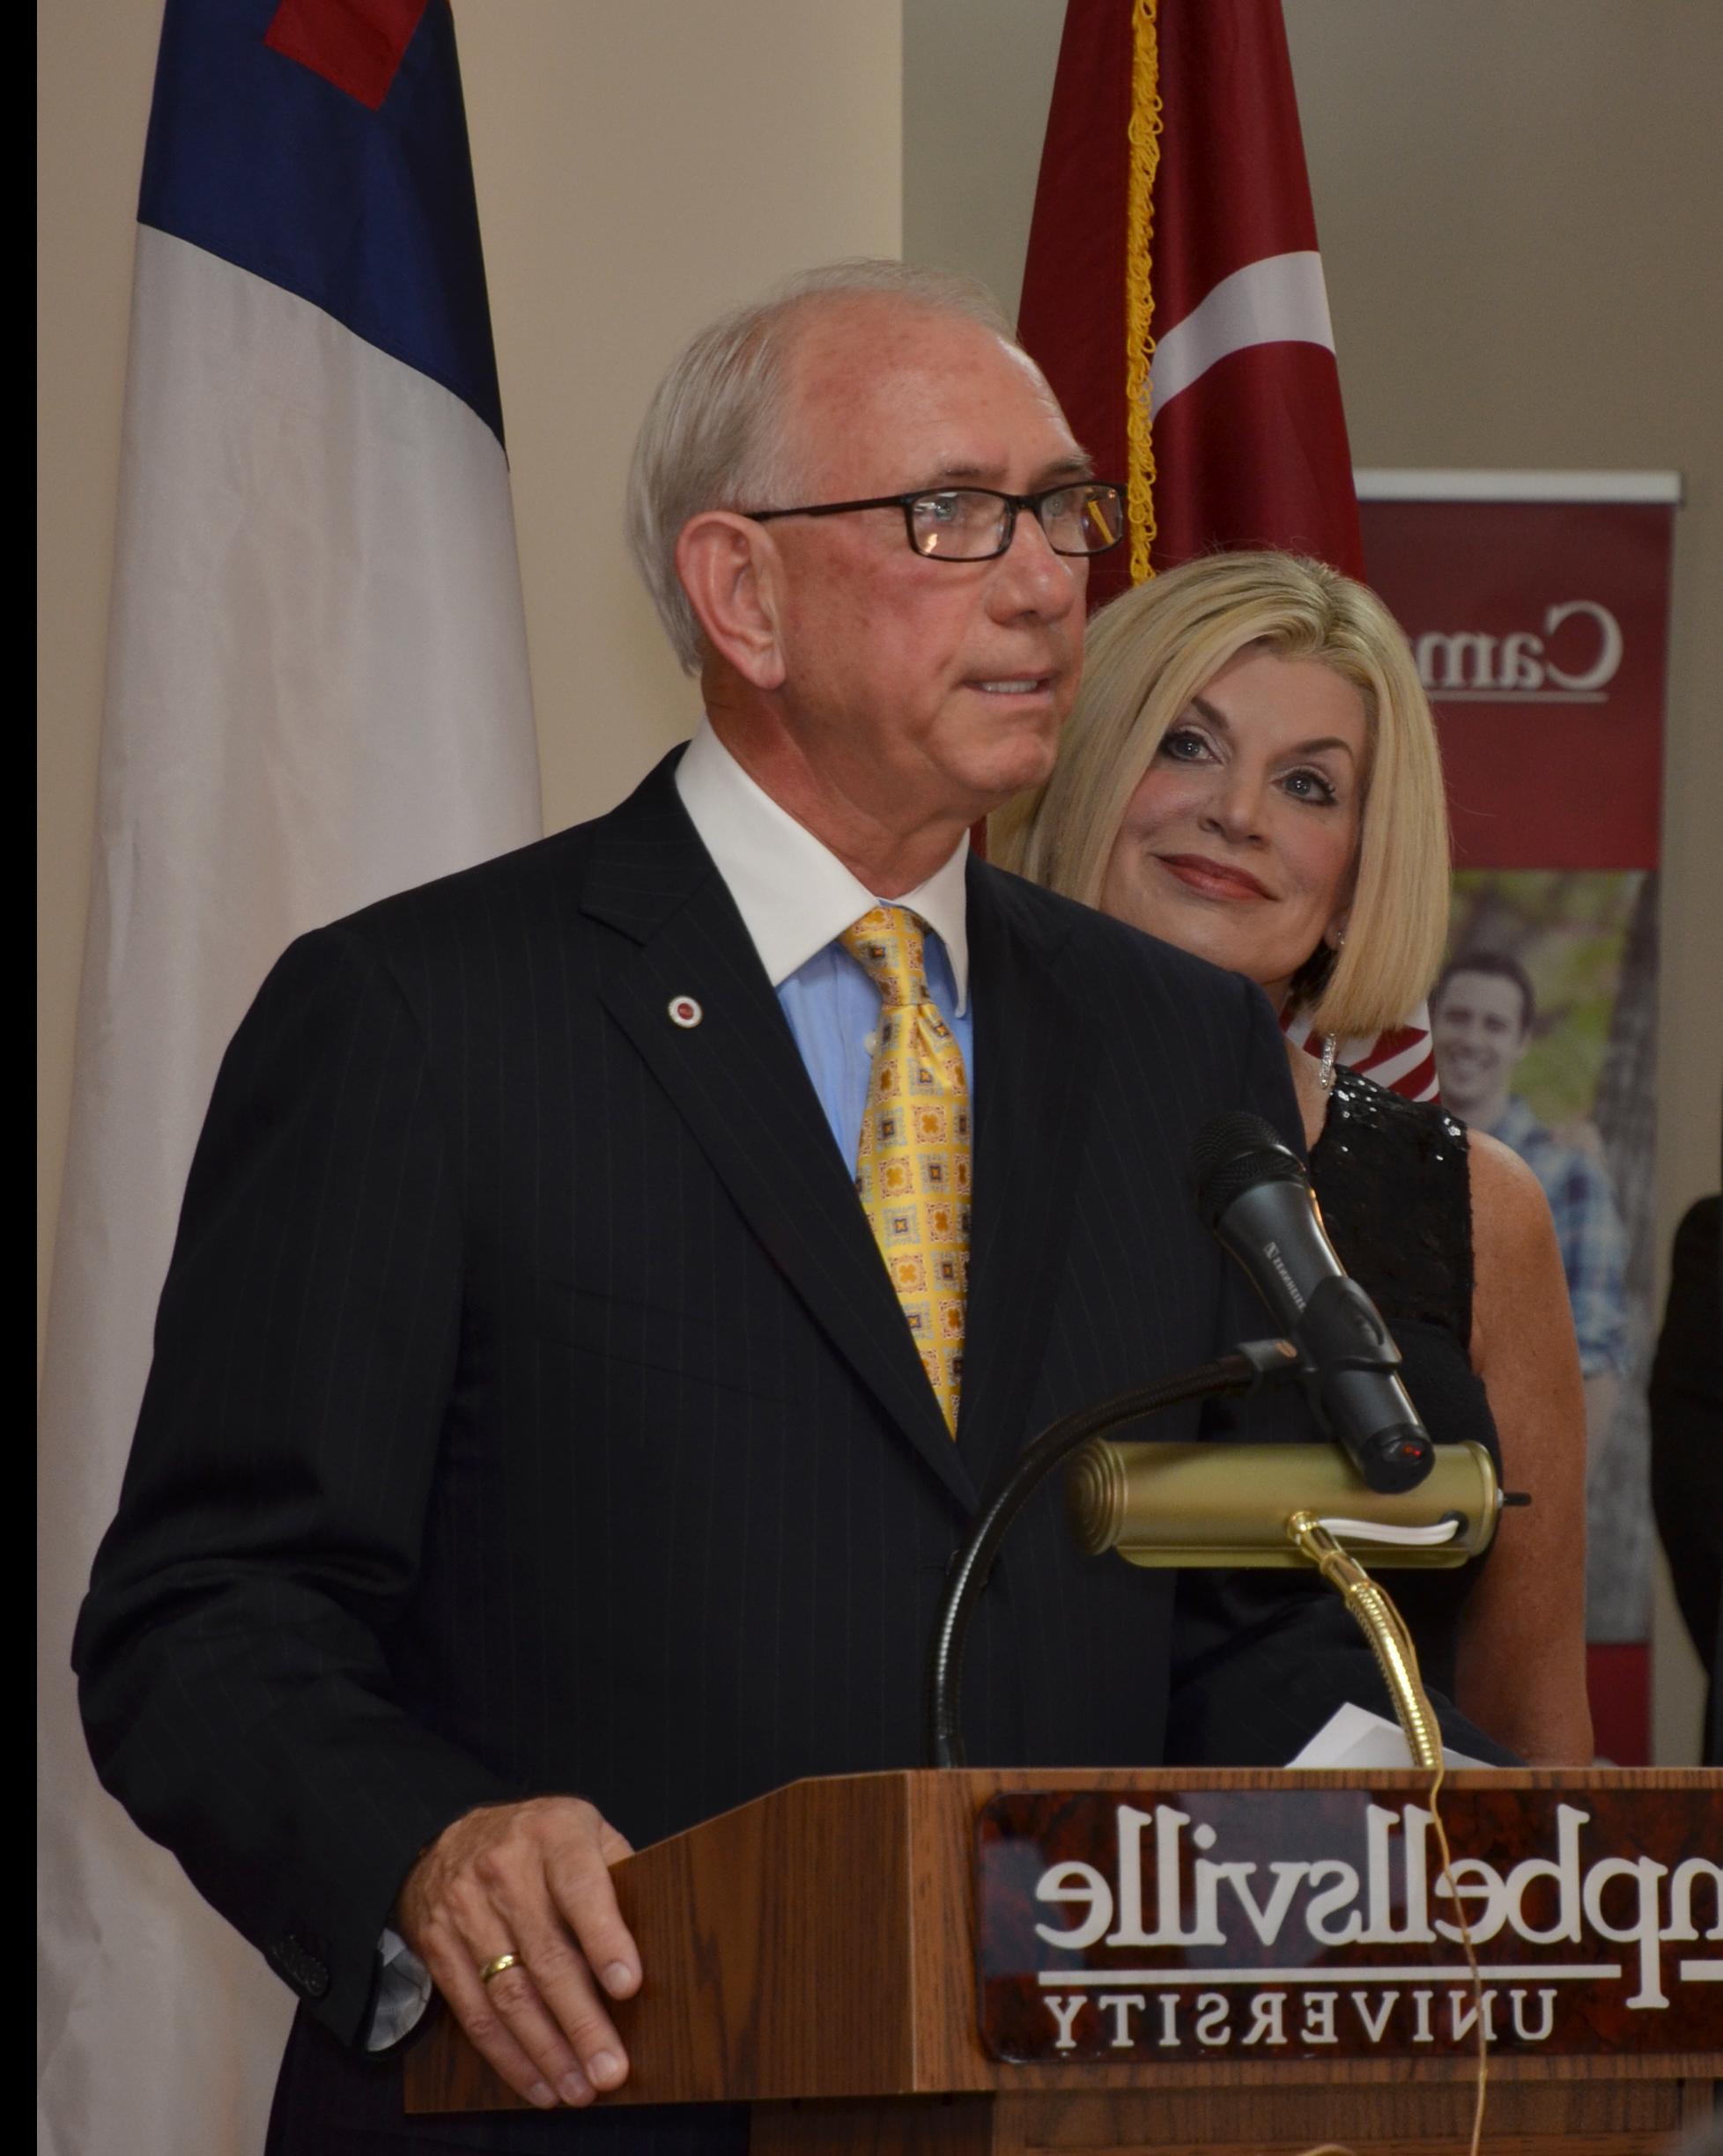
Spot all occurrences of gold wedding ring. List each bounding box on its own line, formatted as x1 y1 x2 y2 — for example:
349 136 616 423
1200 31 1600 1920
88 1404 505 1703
477 1951 522 1984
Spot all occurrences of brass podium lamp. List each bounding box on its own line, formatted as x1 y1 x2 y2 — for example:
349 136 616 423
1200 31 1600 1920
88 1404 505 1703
1067 1431 1515 1770
925 1341 1525 1775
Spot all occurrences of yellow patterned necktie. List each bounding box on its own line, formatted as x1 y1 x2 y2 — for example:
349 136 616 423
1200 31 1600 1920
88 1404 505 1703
839 906 971 1436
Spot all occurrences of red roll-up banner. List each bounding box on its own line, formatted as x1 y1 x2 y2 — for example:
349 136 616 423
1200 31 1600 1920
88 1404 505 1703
1359 473 1680 1766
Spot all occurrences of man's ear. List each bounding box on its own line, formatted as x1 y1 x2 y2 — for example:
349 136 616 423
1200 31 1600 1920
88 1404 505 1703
676 512 788 690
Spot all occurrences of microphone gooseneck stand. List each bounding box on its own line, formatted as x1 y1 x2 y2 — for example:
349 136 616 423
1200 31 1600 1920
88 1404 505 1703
925 1340 1299 1769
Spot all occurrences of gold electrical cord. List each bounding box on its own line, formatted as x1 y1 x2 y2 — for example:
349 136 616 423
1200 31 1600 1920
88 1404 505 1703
1058 1424 1494 2146
1287 1514 1489 2156
1288 1514 1444 1768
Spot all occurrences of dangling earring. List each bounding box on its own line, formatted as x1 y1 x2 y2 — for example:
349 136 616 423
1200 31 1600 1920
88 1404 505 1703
1315 924 1343 1095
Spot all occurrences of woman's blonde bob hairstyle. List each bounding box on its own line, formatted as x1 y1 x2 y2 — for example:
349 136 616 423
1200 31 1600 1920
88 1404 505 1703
991 550 1450 1043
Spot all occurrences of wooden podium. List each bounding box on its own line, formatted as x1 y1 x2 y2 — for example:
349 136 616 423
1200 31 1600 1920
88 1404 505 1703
407 1768 1722 2153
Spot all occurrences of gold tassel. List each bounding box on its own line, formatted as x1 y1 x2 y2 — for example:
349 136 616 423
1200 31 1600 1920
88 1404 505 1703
1124 0 1163 584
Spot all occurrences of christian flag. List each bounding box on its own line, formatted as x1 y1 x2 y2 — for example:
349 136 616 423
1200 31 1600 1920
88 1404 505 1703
1018 0 1434 1100
38 6 540 2151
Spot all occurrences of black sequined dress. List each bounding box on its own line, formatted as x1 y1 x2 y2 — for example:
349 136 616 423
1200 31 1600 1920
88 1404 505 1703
1308 1066 1500 1698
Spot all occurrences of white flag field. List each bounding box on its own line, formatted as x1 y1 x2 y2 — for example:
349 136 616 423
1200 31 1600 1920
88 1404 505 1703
38 6 540 2149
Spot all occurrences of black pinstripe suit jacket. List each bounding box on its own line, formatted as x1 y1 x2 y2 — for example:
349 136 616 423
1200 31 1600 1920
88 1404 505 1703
75 749 1431 2152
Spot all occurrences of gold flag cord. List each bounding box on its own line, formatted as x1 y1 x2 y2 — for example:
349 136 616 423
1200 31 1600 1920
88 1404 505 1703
1124 0 1163 584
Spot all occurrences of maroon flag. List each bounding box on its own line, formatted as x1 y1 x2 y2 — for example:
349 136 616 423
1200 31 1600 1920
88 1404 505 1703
1139 0 1364 580
1019 0 1428 1097
1020 0 1364 591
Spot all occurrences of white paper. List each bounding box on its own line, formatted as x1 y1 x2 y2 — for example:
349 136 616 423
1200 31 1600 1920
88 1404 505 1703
1287 1701 1492 1770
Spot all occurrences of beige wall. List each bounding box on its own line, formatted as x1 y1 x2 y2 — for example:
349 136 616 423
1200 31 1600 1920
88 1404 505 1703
1281 1 1723 1766
37 0 903 1356
465 4 903 836
37 0 160 1362
903 0 1064 322
905 0 1722 1759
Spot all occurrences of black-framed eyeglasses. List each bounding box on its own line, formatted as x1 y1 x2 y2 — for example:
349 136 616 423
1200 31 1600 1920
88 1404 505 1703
745 481 1127 562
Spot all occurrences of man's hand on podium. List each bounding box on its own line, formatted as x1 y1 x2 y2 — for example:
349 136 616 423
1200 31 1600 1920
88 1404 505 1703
397 1795 641 2110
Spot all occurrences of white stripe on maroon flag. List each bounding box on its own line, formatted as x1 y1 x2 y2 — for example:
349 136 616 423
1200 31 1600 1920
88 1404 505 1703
38 7 540 2153
1148 249 1336 408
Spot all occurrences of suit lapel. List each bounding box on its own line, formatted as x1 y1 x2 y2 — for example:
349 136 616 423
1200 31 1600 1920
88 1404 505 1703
584 756 974 1512
959 862 1098 1488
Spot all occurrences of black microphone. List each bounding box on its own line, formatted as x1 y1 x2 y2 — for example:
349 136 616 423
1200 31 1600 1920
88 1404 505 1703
1193 1111 1434 1495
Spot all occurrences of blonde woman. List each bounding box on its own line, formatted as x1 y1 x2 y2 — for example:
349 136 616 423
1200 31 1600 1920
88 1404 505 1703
995 551 1593 1765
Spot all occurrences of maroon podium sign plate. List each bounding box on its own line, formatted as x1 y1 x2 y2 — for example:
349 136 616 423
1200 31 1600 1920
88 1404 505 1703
976 1789 1723 2063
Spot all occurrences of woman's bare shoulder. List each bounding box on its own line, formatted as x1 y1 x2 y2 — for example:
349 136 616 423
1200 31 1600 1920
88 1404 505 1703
1466 1126 1571 1372
1468 1126 1557 1257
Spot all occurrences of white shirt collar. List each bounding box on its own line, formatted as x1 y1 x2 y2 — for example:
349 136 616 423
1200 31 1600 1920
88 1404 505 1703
675 717 971 1011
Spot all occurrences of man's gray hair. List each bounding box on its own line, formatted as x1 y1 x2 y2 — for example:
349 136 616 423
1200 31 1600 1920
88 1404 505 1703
625 260 1018 674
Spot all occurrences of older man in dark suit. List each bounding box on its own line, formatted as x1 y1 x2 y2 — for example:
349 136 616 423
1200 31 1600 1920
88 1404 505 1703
76 263 1425 2153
